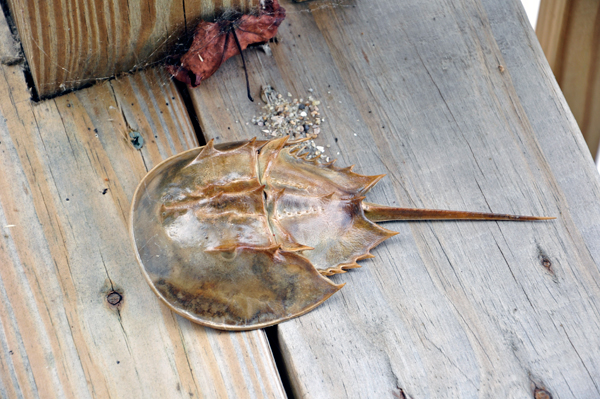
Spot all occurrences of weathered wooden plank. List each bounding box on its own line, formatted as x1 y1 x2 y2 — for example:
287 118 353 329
536 0 600 158
5 0 260 98
0 7 20 65
187 0 600 397
0 63 285 397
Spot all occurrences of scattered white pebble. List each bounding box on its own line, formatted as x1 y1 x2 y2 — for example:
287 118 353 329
250 87 332 161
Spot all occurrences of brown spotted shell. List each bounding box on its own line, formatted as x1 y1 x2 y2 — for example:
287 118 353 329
129 137 397 330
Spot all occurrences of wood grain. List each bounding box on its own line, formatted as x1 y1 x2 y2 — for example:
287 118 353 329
187 0 600 397
0 64 284 397
536 0 600 158
536 0 569 72
5 0 260 98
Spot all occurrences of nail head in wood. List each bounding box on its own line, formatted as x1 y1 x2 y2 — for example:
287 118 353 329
107 291 122 306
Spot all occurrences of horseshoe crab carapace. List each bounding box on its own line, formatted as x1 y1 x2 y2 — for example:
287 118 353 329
129 137 553 331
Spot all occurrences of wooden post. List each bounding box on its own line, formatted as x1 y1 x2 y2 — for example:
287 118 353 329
537 0 600 158
5 0 260 98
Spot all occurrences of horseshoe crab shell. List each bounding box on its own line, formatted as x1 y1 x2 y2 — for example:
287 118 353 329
130 137 552 331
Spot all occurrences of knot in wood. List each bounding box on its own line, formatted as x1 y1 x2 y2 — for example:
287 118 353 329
129 131 144 150
541 257 552 269
534 388 552 399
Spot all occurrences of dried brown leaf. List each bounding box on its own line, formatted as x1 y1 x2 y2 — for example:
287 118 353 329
167 0 286 87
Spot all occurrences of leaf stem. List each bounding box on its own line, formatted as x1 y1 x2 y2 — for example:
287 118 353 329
232 27 254 102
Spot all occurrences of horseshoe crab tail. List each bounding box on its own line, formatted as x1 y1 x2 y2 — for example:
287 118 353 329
362 202 555 222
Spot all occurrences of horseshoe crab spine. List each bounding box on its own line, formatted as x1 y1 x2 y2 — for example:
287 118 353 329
362 202 555 222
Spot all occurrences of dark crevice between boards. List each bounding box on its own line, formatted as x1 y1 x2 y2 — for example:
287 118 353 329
173 78 206 146
264 325 295 398
22 67 40 102
25 65 97 102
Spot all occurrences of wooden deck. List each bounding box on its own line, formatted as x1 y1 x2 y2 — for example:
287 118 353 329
1 0 600 398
